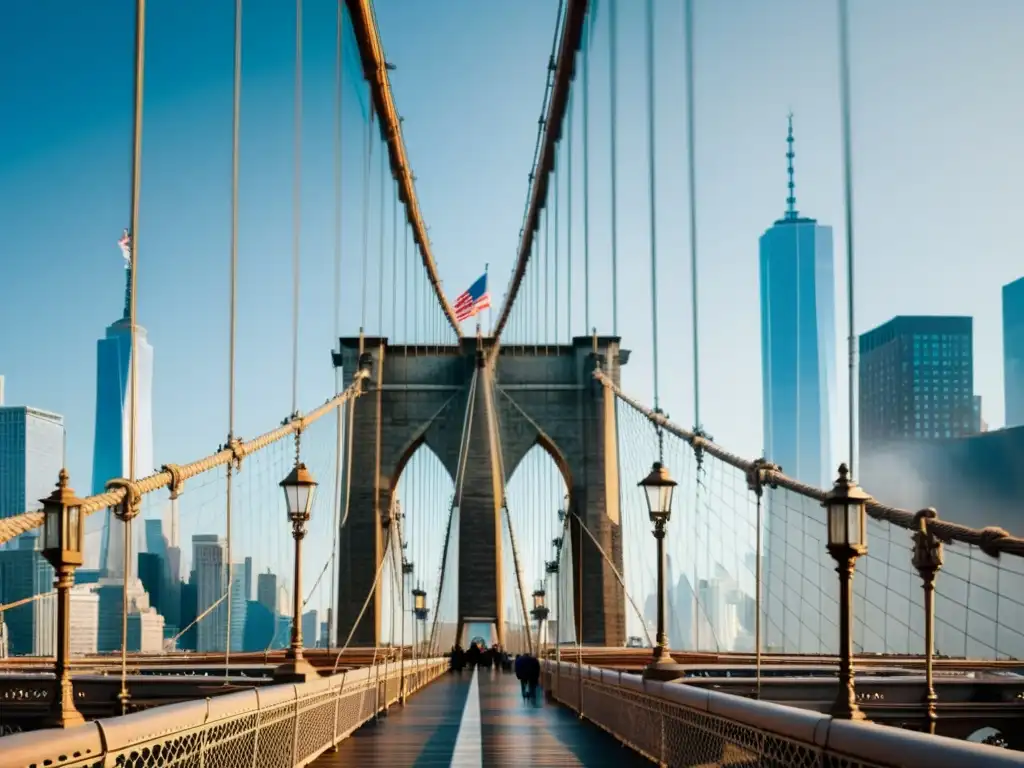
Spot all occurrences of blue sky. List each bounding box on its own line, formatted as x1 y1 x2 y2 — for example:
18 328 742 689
3 0 1023 570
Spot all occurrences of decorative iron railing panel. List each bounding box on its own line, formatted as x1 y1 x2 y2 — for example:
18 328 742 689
542 661 1024 767
0 658 447 768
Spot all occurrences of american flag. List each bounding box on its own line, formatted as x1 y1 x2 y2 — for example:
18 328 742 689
117 229 132 262
453 273 490 323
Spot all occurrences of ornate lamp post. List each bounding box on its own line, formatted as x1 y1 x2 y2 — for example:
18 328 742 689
413 586 429 653
40 469 86 728
274 463 319 682
531 584 549 655
824 463 870 721
639 461 678 672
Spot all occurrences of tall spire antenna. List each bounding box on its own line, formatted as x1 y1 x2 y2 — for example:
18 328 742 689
118 229 133 320
785 113 798 220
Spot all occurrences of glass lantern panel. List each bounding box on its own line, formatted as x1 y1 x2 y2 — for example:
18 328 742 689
67 505 81 553
45 506 60 550
296 483 314 515
644 485 660 517
828 503 846 546
660 484 674 517
848 506 865 547
283 484 299 516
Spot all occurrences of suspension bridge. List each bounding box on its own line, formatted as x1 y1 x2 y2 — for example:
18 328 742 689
2 0 1024 765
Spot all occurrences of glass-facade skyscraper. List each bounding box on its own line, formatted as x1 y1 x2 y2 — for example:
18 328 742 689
1003 276 1024 428
758 117 836 490
758 118 839 656
859 315 975 450
0 404 64 525
92 263 154 578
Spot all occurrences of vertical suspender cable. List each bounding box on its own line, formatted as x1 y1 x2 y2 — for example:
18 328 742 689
292 0 303 417
582 34 591 336
330 0 344 647
121 0 146 714
567 95 573 343
645 0 661 411
225 0 243 674
378 143 386 336
404 225 410 342
684 0 700 429
392 182 398 338
838 0 857 476
554 164 560 344
361 111 372 335
543 207 550 342
412 224 419 344
608 0 619 335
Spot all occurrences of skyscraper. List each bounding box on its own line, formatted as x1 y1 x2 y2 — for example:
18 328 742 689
193 535 226 652
758 118 840 656
859 316 975 449
0 537 53 654
758 116 837 489
244 556 253 602
0 399 64 533
192 535 246 652
257 570 278 615
1003 276 1024 428
93 238 154 578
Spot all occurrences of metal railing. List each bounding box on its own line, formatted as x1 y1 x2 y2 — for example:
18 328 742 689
543 660 1024 767
0 657 447 768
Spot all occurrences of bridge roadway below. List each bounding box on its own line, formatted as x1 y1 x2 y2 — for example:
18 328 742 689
315 665 651 767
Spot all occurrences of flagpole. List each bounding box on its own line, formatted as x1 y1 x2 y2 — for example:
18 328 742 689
485 262 492 336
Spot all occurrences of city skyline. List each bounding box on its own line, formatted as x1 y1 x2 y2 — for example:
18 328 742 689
4 0 1024 667
5 2 1024 508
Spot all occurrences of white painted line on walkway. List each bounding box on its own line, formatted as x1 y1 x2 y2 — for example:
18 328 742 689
450 667 483 767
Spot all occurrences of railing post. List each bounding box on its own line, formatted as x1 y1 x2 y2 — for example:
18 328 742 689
290 693 300 765
374 656 381 717
913 508 943 736
250 691 262 768
329 674 342 753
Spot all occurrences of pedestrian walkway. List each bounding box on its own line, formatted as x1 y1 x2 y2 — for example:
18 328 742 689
314 665 651 767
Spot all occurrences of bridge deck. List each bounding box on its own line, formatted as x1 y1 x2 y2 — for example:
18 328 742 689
315 665 650 767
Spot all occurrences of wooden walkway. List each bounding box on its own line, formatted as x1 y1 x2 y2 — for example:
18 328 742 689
315 666 651 767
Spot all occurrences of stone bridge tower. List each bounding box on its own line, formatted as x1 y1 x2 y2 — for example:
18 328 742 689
332 336 628 648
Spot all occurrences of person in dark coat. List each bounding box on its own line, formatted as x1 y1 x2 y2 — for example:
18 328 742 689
524 654 541 700
513 654 530 699
466 642 481 669
450 644 465 672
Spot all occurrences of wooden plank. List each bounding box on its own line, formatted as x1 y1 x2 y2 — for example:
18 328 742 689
315 670 470 766
315 668 652 767
478 670 651 767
